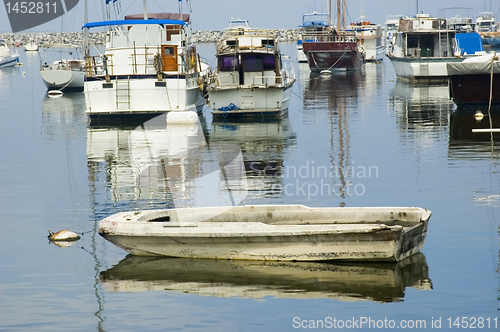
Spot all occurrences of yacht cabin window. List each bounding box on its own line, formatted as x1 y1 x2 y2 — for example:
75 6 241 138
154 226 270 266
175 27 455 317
219 55 239 71
242 54 277 72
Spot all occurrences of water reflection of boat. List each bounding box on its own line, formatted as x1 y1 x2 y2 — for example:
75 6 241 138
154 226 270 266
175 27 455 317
448 109 500 159
450 109 500 141
86 113 247 211
389 81 452 130
100 253 432 302
41 92 87 136
210 117 296 198
303 71 362 108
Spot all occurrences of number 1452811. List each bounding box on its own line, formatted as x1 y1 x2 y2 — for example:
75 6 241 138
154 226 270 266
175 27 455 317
447 317 498 329
5 2 58 14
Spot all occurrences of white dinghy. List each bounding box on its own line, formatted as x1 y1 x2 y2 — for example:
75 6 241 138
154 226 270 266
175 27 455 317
98 205 431 262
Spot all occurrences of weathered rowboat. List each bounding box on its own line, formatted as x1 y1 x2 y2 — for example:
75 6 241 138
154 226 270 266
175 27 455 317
98 205 431 262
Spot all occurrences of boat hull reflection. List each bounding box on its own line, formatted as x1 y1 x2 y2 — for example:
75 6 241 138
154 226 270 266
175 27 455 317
210 117 296 198
100 253 431 302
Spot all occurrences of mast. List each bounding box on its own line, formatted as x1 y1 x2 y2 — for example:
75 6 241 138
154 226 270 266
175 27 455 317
328 0 331 27
337 0 341 31
342 0 346 32
143 0 148 20
105 0 110 21
84 0 89 58
179 0 183 22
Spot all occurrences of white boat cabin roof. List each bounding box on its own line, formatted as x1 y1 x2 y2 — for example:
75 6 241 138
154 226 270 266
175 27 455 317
398 14 454 33
227 18 251 31
300 12 330 28
217 29 278 55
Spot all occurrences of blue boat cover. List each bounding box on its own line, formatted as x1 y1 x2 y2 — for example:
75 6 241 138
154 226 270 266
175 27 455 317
300 21 329 28
83 19 186 29
456 32 484 55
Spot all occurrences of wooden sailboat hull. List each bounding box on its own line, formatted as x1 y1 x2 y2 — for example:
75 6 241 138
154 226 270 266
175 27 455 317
302 41 363 71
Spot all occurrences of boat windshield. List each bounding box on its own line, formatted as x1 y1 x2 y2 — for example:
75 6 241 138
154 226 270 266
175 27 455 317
301 13 329 27
229 19 251 30
242 54 276 72
219 55 239 71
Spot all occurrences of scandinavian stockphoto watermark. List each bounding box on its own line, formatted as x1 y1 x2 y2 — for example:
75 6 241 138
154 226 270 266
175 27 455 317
249 160 379 199
3 0 78 32
292 316 500 329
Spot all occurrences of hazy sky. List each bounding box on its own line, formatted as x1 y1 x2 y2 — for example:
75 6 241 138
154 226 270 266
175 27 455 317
1 0 499 33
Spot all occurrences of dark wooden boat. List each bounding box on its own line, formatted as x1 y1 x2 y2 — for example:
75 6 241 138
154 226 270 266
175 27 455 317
447 53 500 107
300 0 364 72
302 31 364 71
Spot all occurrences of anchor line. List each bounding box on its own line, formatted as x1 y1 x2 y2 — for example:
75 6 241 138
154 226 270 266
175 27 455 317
57 69 80 91
487 52 497 144
310 49 348 71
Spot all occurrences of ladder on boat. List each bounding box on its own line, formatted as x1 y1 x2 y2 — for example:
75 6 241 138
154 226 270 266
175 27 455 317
439 33 449 57
420 62 429 77
115 78 131 110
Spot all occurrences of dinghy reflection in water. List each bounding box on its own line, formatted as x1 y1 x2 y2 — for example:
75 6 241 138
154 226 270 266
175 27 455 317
100 253 432 302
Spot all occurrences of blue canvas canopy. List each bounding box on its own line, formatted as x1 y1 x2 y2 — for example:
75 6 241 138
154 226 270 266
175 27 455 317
456 32 484 55
83 19 186 29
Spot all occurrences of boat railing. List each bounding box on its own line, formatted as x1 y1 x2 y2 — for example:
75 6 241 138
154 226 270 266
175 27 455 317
84 46 201 77
85 48 159 77
302 31 357 43
251 74 279 85
220 28 277 40
217 42 278 55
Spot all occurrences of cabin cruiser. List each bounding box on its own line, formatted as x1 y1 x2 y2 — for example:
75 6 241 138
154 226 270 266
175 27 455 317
83 11 209 122
207 19 295 118
386 14 481 83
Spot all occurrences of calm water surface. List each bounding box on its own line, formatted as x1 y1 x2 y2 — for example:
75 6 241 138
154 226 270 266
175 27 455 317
1 43 500 331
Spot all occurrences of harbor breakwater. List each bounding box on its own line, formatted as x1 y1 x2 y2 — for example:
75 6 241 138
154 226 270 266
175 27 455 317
0 29 300 47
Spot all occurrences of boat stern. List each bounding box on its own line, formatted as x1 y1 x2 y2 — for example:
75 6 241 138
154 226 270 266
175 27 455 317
393 209 431 261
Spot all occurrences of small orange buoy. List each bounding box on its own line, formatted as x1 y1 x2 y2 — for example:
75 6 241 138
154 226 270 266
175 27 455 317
48 230 80 242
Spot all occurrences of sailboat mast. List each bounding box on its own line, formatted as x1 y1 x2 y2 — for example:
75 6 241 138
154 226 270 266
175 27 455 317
328 0 331 27
337 0 341 31
143 0 148 20
342 0 346 32
106 0 110 21
84 0 89 57
179 0 183 22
